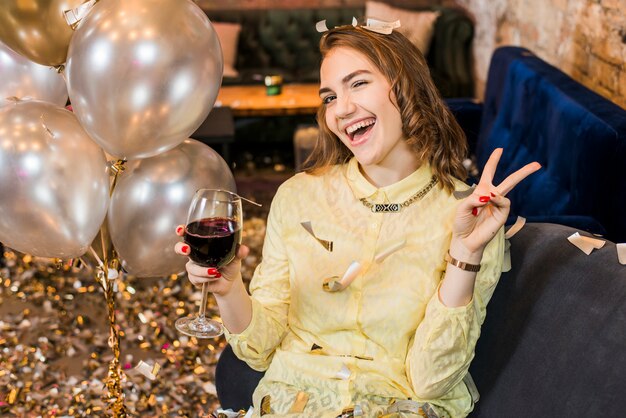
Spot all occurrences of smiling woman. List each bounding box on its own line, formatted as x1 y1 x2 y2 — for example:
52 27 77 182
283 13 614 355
319 47 415 186
310 25 468 192
176 21 540 418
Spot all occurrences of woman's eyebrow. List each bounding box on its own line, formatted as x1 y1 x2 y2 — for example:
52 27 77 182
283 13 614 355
319 69 372 96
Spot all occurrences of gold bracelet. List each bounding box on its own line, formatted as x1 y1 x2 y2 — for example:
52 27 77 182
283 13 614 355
444 251 481 272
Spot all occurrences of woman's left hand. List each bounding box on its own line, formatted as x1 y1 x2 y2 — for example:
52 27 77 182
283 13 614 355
453 148 541 255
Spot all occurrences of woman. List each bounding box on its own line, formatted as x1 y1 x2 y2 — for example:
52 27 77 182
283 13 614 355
176 22 539 417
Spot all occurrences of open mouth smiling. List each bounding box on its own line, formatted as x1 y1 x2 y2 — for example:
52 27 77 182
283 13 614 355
345 118 376 142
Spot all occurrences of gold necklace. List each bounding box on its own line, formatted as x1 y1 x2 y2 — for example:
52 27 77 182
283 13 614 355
359 175 438 213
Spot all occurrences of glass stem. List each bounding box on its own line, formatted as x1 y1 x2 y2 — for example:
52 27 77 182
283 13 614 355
198 282 209 320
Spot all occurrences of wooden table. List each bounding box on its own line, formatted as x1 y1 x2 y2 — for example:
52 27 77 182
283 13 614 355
216 83 321 117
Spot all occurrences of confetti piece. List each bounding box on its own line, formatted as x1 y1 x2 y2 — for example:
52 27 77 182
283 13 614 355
151 362 161 377
452 184 476 200
567 232 606 255
504 216 526 239
617 243 626 265
300 221 333 252
107 268 118 280
134 360 158 381
335 364 351 380
214 409 244 418
260 395 271 415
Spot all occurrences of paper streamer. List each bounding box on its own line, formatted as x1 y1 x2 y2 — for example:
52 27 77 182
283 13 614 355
375 239 406 263
323 261 362 292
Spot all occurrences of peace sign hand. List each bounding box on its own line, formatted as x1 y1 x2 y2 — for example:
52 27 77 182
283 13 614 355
452 148 541 255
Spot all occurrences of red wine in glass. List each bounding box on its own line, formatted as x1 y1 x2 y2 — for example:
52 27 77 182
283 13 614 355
175 189 242 339
184 217 241 267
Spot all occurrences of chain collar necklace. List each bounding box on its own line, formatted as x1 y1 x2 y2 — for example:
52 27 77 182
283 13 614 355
359 175 438 213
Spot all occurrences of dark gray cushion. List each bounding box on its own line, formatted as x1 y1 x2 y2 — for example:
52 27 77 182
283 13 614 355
470 223 626 417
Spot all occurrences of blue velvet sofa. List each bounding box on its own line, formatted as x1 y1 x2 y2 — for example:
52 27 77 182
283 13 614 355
448 46 626 243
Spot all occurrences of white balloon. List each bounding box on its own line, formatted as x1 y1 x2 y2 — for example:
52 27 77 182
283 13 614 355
0 99 110 258
108 139 236 277
65 0 223 160
0 40 68 107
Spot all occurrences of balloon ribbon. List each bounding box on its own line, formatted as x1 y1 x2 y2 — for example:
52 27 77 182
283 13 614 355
98 159 128 417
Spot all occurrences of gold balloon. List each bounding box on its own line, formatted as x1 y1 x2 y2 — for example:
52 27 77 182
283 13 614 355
0 0 85 66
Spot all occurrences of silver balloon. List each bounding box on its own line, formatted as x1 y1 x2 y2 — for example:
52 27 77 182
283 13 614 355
0 99 110 258
108 139 235 277
65 0 223 160
0 40 68 107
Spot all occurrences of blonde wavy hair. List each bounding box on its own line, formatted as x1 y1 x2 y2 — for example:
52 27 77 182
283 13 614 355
304 25 467 192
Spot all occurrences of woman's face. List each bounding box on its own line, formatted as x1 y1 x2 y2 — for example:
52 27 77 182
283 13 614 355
319 46 415 174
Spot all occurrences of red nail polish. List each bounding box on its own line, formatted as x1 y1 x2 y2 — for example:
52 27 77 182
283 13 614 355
181 245 189 253
490 192 496 197
214 272 222 278
479 196 491 202
207 267 219 275
472 207 478 216
176 226 184 234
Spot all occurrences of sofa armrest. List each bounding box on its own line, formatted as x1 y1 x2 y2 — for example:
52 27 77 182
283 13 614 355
470 222 626 417
427 8 474 97
506 215 607 237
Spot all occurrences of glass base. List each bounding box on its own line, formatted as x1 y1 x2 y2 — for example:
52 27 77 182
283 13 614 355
175 315 224 338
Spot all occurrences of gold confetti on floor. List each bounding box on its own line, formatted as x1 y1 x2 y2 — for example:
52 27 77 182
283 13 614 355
0 214 269 417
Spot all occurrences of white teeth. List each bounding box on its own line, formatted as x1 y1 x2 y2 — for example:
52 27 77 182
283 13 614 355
346 119 375 135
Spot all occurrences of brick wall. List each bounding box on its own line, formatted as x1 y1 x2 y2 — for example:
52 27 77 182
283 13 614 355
456 0 626 109
196 0 626 109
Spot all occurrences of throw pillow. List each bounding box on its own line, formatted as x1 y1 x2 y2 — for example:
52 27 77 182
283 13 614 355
212 22 242 78
365 1 440 56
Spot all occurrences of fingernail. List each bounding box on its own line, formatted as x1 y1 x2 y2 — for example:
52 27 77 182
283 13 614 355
207 267 219 275
214 272 222 278
491 192 496 197
181 245 189 253
479 196 491 202
176 226 184 234
472 207 478 216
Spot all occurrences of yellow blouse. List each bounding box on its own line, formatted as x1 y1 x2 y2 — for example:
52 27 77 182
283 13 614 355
225 158 504 417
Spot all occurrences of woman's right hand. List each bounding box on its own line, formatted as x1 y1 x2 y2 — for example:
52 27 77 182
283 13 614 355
174 225 249 296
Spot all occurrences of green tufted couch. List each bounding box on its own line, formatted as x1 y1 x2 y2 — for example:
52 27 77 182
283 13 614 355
204 6 475 98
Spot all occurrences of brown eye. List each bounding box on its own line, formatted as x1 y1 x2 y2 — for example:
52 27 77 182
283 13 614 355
322 95 336 105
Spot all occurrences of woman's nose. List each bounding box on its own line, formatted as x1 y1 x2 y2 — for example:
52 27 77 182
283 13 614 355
335 94 356 119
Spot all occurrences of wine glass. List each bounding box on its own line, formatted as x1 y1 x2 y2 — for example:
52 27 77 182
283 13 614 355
175 189 242 338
